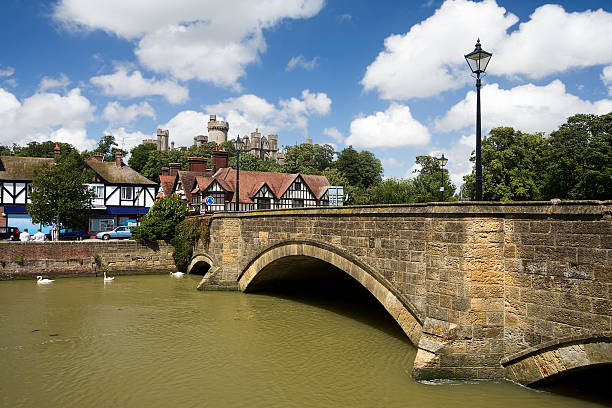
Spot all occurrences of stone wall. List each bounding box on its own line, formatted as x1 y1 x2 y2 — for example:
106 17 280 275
194 201 611 383
0 240 176 279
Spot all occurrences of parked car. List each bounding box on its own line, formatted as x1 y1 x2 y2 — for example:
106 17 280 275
95 226 132 240
0 226 20 240
45 228 90 241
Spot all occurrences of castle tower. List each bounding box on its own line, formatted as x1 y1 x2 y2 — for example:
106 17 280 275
268 134 278 151
207 115 229 145
157 128 169 151
194 134 208 147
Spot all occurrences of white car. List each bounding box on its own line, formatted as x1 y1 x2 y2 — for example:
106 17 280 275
95 226 132 240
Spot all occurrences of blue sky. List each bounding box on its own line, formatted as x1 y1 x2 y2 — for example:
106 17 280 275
1 0 612 186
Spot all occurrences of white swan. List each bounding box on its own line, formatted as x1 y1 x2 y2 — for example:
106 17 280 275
170 271 185 278
103 272 114 282
36 276 54 284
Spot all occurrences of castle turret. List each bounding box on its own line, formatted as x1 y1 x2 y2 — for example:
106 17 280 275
207 115 229 145
194 134 208 147
268 134 278 151
157 128 169 151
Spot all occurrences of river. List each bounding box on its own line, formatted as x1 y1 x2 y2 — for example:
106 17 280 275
0 274 608 407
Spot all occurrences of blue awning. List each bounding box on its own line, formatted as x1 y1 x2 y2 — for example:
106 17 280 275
103 207 149 215
3 205 28 214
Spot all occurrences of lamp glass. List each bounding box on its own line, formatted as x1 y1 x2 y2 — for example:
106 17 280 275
233 136 243 151
464 47 492 74
440 155 448 167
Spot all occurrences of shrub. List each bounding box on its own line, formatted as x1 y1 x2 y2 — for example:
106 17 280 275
171 217 211 272
131 194 188 244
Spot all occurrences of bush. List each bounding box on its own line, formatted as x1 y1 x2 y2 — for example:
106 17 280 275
131 194 188 244
171 217 211 272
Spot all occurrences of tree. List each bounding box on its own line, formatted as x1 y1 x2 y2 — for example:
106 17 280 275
463 127 548 201
228 153 284 172
282 143 335 174
27 150 95 235
128 143 158 173
13 141 78 158
131 194 188 244
141 150 170 183
544 113 612 200
356 178 416 204
412 155 456 203
334 146 383 189
95 135 119 161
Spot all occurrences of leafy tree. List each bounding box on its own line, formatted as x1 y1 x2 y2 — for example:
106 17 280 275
544 113 612 200
128 143 158 173
463 127 548 201
141 150 171 183
27 150 95 234
412 155 456 203
131 194 188 244
0 145 11 155
356 178 416 204
282 143 335 174
185 141 219 160
228 153 283 172
334 146 383 189
13 141 78 158
95 135 119 161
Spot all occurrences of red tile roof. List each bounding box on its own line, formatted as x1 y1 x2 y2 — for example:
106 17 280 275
159 175 177 197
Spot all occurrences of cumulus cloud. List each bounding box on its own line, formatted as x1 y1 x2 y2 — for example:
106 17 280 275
602 66 612 96
38 74 70 92
102 101 156 124
90 68 189 104
435 80 612 134
55 0 325 88
286 55 319 71
362 0 612 99
381 157 405 169
346 103 431 148
323 127 344 143
0 66 14 77
0 87 96 150
104 127 151 152
158 110 210 148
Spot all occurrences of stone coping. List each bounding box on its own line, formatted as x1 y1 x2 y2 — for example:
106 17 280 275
501 332 612 365
205 200 612 219
0 239 139 245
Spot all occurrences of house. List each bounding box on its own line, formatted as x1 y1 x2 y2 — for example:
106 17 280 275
0 153 55 234
86 151 157 233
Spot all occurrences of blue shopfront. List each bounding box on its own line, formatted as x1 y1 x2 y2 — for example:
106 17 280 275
89 207 149 233
2 205 52 235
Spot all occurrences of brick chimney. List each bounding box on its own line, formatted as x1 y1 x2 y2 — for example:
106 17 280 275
187 157 207 173
115 151 122 168
212 150 229 173
90 151 104 161
169 163 181 176
53 143 60 159
161 167 169 176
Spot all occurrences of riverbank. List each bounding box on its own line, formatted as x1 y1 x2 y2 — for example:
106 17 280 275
0 240 177 279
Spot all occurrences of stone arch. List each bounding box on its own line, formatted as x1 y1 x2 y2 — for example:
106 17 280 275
187 253 214 275
237 240 424 346
501 333 612 386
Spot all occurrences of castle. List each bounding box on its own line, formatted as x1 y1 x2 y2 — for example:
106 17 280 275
143 114 285 164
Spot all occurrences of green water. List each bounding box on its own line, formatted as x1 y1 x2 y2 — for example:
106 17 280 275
0 275 607 407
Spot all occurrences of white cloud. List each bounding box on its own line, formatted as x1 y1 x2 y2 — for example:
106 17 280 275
435 80 612 134
346 103 431 148
104 127 151 152
286 55 319 71
55 0 325 88
38 74 70 92
602 66 612 96
381 157 405 168
362 0 612 99
323 127 344 143
158 110 209 148
90 68 189 104
0 67 14 77
0 87 96 150
103 101 156 124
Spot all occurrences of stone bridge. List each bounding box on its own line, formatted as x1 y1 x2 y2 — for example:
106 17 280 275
188 202 612 385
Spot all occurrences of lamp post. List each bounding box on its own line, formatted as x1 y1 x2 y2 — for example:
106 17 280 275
465 39 492 201
438 154 448 202
233 136 244 211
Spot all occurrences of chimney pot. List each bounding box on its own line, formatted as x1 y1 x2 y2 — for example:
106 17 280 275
115 151 122 168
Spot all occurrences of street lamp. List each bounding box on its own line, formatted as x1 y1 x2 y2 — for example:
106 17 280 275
465 38 492 201
439 154 448 201
233 136 244 211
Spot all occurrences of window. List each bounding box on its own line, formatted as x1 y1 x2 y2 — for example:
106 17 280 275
256 198 271 209
92 185 104 199
121 187 133 200
213 193 225 204
294 181 302 191
90 218 114 232
292 199 304 208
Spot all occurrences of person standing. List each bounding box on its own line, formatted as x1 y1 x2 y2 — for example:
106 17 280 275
19 228 30 242
33 229 46 241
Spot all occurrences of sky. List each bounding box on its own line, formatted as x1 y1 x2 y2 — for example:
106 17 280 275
1 0 612 187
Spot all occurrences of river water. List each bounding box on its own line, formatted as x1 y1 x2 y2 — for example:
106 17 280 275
0 274 608 408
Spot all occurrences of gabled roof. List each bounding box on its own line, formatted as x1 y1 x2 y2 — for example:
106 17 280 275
177 170 210 202
87 159 156 186
0 156 54 181
193 168 330 204
159 174 177 197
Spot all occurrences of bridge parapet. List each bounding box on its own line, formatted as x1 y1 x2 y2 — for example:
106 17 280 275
192 201 611 382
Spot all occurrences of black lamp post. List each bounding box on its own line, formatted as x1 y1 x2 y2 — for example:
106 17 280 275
465 39 492 201
439 154 448 202
233 136 244 211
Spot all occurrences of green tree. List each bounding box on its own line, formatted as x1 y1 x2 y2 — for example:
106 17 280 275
356 178 416 205
0 145 11 155
334 146 383 189
13 141 78 158
228 153 284 172
27 150 95 234
141 150 170 183
131 194 188 244
95 135 119 161
128 143 158 173
412 155 456 203
282 143 335 174
463 127 548 201
544 113 612 200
